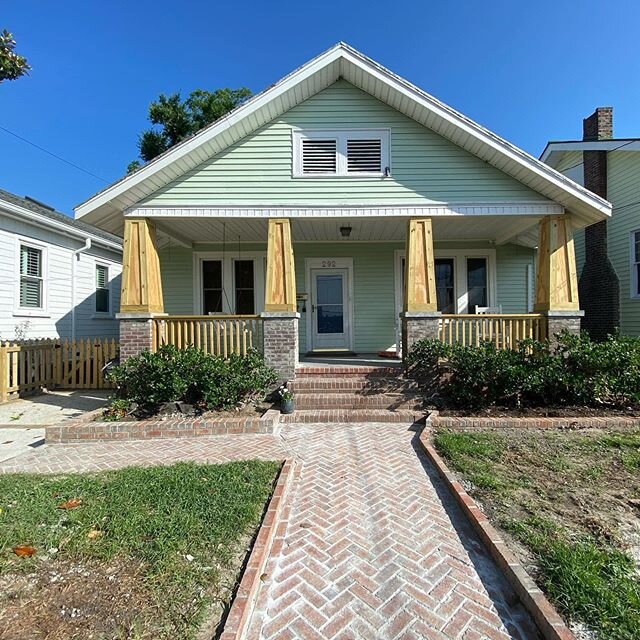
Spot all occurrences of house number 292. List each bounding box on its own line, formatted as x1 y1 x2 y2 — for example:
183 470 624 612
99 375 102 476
321 260 336 268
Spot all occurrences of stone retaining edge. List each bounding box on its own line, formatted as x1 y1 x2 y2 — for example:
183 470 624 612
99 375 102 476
419 426 575 640
219 458 296 640
45 408 281 443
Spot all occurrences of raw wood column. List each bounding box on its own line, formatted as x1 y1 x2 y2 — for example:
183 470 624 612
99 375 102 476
119 218 164 360
402 218 440 363
404 218 437 312
534 215 583 339
265 219 296 312
262 218 298 379
121 218 164 314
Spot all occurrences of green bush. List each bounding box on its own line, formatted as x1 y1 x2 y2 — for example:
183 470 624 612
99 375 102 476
407 332 640 409
107 345 277 415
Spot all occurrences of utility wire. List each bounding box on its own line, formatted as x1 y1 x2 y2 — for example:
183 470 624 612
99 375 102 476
549 139 638 174
0 124 109 184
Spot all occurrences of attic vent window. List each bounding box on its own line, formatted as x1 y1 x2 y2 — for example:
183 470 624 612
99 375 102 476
293 129 389 177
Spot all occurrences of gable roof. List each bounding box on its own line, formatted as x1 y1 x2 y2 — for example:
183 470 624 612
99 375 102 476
76 42 611 228
541 138 640 168
0 188 122 250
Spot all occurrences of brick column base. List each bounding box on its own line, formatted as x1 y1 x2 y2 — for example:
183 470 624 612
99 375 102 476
261 312 299 381
401 312 442 364
117 313 158 361
545 311 584 346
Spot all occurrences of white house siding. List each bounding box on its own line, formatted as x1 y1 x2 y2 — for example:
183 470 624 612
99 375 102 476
0 213 121 340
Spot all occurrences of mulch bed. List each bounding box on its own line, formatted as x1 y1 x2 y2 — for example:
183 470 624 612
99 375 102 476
437 405 640 418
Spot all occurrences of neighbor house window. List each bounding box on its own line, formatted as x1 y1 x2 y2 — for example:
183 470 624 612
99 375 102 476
19 244 44 309
95 264 110 313
293 129 389 177
467 257 488 311
202 260 223 313
632 230 640 298
234 260 255 315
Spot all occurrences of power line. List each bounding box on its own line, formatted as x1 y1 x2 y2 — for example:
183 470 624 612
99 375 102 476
550 139 638 174
0 124 109 184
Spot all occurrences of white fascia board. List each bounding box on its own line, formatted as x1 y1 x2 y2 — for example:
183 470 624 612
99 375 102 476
0 200 122 251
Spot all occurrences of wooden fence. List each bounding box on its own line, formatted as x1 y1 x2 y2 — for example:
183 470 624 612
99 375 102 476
0 338 119 403
439 314 548 349
152 316 263 357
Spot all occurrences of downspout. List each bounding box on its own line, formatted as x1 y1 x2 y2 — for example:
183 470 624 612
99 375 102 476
71 238 92 340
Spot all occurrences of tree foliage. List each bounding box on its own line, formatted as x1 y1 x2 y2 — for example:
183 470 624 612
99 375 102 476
128 87 252 172
0 30 31 83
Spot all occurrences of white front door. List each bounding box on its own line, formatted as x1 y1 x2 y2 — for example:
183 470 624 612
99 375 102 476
311 268 350 350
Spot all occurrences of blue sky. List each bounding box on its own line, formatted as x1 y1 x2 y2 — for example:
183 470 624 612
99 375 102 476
2 0 639 215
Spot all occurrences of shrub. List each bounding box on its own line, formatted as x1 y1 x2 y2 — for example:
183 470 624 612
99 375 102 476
407 331 640 409
107 345 277 415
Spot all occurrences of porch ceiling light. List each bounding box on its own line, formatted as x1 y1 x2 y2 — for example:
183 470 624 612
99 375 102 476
340 226 352 238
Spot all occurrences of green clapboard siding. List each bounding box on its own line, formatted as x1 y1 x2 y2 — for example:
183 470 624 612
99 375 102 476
607 152 640 336
159 240 535 352
143 80 546 207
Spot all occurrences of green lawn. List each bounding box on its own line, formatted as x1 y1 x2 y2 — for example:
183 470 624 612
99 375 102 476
0 460 280 639
434 428 640 640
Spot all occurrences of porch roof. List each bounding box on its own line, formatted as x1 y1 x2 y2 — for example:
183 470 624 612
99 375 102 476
76 43 611 231
154 214 542 249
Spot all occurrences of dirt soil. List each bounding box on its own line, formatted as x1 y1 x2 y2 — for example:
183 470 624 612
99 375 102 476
437 405 640 418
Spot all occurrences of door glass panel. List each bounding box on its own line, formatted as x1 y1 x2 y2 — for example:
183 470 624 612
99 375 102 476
467 258 488 311
316 274 344 334
435 259 455 313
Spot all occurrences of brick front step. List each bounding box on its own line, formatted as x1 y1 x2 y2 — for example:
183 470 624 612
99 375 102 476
290 377 419 393
279 409 425 423
295 365 401 377
295 392 423 410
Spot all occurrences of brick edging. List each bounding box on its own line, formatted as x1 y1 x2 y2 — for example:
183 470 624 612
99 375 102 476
419 428 576 640
219 458 296 640
45 408 281 443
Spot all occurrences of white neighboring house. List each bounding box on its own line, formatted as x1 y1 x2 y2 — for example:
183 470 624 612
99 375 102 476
0 188 122 341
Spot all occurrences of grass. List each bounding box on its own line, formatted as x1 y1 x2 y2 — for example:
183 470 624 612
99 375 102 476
0 460 281 639
434 428 640 640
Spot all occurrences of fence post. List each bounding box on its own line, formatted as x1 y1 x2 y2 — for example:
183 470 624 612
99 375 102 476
0 343 7 404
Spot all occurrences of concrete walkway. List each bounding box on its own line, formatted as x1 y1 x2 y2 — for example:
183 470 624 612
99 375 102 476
0 423 539 639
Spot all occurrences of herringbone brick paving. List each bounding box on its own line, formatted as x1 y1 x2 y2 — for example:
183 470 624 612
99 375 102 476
0 423 540 638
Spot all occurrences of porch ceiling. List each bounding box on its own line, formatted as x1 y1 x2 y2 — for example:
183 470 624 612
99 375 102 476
156 215 541 248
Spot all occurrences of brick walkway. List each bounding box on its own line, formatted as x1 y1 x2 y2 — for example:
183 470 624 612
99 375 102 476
0 423 539 639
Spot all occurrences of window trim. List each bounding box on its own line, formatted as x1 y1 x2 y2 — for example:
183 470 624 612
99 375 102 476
14 238 48 317
93 260 113 317
292 128 391 178
631 230 640 300
193 251 266 315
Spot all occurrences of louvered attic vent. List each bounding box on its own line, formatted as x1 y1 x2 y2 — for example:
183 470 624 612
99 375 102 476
301 139 337 174
294 130 389 177
347 138 382 173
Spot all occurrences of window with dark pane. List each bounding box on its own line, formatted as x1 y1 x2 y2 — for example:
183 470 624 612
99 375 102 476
467 257 488 311
234 260 255 314
202 260 223 313
634 231 640 296
435 258 455 313
95 264 110 313
19 245 43 308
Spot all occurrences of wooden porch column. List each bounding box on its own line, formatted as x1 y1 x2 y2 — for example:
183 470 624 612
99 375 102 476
534 215 579 312
265 218 296 312
534 214 583 339
120 218 164 314
404 218 437 312
402 218 440 362
262 218 298 379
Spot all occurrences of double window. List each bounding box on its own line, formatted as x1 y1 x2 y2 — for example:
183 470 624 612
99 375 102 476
19 244 44 310
293 129 390 177
632 230 640 299
95 264 110 313
200 258 259 315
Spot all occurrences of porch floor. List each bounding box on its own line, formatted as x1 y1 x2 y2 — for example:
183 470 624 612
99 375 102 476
298 353 401 368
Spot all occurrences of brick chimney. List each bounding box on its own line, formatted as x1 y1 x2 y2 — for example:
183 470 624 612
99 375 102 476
578 107 620 339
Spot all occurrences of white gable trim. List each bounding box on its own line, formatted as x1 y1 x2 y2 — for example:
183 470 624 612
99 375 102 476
126 202 564 219
76 43 611 225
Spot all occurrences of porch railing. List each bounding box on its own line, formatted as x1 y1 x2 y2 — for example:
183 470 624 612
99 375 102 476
152 316 263 357
439 314 548 350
